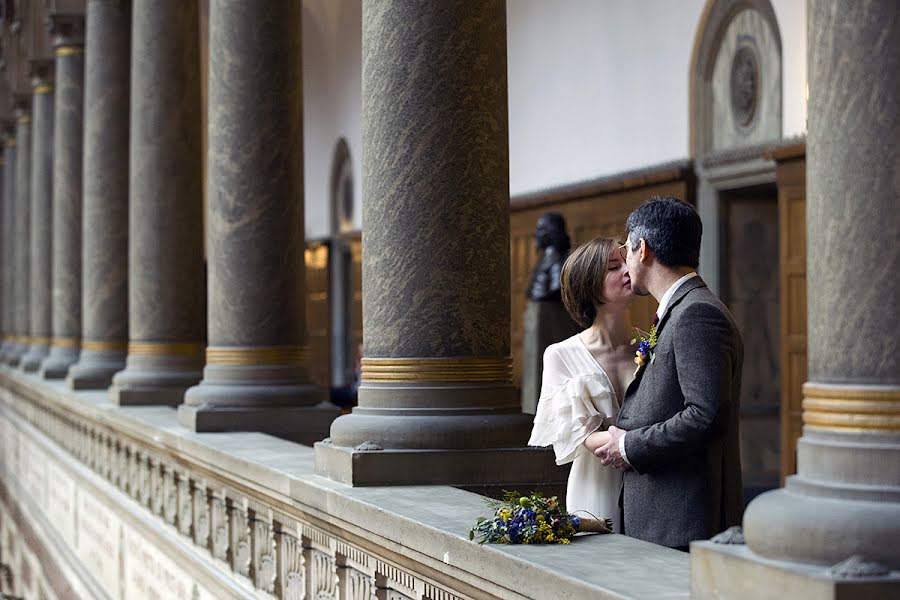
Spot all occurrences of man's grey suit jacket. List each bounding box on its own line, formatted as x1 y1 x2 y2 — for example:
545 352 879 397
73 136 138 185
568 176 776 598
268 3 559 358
617 277 743 548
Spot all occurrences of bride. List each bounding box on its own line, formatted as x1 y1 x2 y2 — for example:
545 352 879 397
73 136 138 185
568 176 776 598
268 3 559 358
528 237 638 532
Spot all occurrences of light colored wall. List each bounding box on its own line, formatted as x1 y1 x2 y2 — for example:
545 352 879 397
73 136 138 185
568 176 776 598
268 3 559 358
506 0 807 196
303 0 363 239
301 0 807 234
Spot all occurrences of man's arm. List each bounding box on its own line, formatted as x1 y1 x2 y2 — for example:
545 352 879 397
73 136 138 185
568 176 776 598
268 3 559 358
620 302 735 474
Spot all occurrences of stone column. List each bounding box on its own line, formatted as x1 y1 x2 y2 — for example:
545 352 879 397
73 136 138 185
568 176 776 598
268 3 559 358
66 0 131 390
315 0 559 488
41 16 86 379
693 2 900 596
6 99 31 367
0 130 15 362
743 0 900 567
109 0 205 406
20 62 55 372
178 1 335 442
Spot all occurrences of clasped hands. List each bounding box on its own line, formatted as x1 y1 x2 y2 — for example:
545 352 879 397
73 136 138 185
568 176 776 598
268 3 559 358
584 426 629 470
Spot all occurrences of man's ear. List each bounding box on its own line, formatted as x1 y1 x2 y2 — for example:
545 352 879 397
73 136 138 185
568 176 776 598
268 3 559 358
639 239 651 264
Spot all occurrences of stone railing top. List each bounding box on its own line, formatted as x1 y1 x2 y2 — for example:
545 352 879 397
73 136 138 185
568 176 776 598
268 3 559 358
0 367 690 600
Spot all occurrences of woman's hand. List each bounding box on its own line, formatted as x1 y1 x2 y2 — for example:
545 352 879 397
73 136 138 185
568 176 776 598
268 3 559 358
583 430 612 453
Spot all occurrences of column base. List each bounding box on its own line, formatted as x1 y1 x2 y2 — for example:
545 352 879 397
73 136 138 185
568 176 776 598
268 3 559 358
178 398 339 446
314 440 567 489
108 354 202 406
66 349 127 390
39 346 80 379
691 541 900 600
20 343 50 372
744 482 900 568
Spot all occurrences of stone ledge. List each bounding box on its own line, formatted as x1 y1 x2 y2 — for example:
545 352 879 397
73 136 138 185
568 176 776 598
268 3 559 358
691 542 900 600
0 367 691 600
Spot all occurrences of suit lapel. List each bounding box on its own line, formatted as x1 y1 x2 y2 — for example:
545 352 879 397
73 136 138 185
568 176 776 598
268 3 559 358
653 276 707 336
622 276 708 403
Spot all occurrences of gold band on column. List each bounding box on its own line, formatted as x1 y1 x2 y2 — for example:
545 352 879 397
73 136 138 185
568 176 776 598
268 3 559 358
205 345 308 366
29 336 51 345
81 339 128 352
361 357 513 383
51 336 81 348
33 84 53 95
55 46 84 57
17 115 30 124
127 341 205 357
802 383 900 433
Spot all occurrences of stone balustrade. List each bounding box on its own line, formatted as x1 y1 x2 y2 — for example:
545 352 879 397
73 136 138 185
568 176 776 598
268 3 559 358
0 366 690 600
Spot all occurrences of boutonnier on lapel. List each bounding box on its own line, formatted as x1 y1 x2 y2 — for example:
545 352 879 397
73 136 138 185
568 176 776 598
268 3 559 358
630 325 658 377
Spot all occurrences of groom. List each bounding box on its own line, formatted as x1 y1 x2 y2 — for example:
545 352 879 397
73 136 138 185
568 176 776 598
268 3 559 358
597 196 743 550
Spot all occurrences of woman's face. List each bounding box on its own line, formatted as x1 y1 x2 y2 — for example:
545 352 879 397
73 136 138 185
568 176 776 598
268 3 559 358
601 246 634 305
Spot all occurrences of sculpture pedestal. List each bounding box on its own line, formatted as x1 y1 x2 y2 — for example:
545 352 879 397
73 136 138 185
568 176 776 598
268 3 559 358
521 300 580 414
691 542 900 600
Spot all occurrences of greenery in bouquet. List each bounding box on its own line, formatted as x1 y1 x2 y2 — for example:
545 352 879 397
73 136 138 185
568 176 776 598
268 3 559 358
469 491 612 545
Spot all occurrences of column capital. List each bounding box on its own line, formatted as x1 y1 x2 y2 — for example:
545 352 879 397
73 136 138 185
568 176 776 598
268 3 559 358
49 13 86 50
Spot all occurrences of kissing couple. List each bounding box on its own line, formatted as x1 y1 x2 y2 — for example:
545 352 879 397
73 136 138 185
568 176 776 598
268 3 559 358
529 196 744 551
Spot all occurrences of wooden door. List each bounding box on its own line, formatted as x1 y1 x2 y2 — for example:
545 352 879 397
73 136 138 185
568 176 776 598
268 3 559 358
773 147 807 480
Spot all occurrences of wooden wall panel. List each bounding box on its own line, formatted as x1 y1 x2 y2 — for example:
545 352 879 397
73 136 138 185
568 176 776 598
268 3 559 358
773 149 807 480
509 167 695 386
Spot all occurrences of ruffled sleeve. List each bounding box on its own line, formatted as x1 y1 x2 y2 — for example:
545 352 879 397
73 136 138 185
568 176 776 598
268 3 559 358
528 346 616 465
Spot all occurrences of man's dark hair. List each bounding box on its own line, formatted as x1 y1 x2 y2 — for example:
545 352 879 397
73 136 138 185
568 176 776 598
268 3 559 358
626 196 702 268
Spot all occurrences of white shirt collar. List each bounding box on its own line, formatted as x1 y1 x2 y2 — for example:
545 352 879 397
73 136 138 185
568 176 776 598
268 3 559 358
655 272 698 321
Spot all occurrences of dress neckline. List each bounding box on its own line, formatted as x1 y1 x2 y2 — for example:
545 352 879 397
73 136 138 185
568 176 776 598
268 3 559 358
573 335 619 407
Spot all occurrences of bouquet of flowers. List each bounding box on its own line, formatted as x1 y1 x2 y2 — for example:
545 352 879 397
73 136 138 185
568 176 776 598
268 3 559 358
469 491 613 545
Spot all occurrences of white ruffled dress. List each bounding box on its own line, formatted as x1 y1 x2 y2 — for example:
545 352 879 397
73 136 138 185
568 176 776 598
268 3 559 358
528 334 624 532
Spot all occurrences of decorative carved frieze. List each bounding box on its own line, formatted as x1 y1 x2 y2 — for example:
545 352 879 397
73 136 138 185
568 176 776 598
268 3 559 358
0 385 491 600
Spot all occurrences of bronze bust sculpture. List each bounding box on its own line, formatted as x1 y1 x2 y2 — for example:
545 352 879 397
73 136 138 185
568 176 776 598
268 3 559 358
527 212 571 301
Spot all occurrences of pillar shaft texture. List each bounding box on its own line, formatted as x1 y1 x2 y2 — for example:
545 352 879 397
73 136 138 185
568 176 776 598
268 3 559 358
42 20 86 379
0 141 15 360
22 69 56 372
7 110 31 366
67 0 131 389
180 0 334 441
110 0 204 406
744 0 900 569
324 0 532 457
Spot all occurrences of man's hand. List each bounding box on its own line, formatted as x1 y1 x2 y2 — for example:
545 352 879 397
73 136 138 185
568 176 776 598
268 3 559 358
596 426 628 469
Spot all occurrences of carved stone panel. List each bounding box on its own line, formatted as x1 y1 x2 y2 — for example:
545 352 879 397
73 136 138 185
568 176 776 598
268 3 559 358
211 495 229 563
341 567 376 600
307 549 338 600
230 504 251 578
162 467 178 526
253 518 276 593
192 485 210 551
177 475 193 537
280 533 306 600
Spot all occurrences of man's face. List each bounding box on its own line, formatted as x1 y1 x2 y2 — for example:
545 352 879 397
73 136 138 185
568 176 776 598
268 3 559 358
625 235 650 296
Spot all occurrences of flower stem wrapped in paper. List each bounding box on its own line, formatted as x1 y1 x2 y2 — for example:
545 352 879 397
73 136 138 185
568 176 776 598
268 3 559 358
469 491 613 545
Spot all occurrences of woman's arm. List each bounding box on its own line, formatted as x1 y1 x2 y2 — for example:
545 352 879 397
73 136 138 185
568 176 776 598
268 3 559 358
583 430 612 453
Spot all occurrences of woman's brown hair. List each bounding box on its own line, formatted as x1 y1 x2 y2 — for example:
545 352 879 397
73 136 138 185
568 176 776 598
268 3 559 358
561 237 620 328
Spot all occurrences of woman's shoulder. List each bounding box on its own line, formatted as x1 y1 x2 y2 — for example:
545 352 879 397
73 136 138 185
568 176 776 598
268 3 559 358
544 333 585 358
